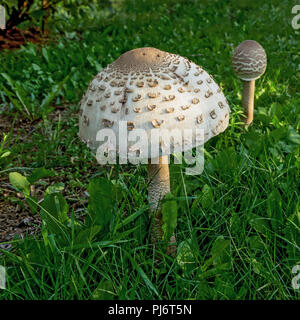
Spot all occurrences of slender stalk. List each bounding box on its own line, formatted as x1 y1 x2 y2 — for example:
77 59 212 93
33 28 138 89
242 79 255 125
148 156 176 255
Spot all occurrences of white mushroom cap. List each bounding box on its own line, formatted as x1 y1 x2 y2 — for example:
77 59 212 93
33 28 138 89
232 40 267 81
79 47 230 160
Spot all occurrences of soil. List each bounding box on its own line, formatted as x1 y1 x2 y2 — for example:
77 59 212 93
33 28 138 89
0 26 48 50
0 201 41 250
0 107 88 246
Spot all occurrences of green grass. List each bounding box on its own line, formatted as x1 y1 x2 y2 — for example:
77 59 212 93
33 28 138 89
0 0 299 300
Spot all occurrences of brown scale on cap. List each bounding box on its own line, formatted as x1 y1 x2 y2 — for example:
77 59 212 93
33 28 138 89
134 107 141 113
83 115 89 126
125 87 134 93
163 95 175 101
210 110 217 119
102 119 114 127
181 105 190 110
147 105 157 111
132 94 142 102
148 80 159 87
204 90 213 98
152 119 164 128
148 92 159 99
218 101 224 109
127 122 135 131
166 107 174 113
197 114 203 124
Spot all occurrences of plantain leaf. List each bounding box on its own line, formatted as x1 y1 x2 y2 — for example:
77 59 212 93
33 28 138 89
161 193 177 242
9 172 30 196
28 168 55 184
87 177 116 228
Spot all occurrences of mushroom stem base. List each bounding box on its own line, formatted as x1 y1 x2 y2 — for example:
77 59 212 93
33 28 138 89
148 156 176 255
242 80 255 125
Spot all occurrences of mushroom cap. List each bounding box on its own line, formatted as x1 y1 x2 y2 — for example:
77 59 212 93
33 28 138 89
79 47 230 160
232 40 267 81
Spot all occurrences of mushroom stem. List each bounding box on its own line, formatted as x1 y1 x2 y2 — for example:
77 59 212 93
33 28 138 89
148 156 176 255
242 79 255 125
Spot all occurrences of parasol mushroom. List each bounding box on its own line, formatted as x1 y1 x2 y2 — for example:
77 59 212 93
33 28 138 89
232 40 267 126
78 47 230 254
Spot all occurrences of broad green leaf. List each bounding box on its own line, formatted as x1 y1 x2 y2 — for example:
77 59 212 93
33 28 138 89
247 236 265 252
176 239 196 276
284 210 300 263
210 236 231 266
288 126 300 145
161 193 177 242
41 74 70 111
200 184 214 209
28 168 55 184
0 151 10 158
248 214 269 235
74 225 101 245
127 252 161 299
40 193 70 244
1 73 31 117
9 172 30 196
45 182 65 195
92 280 115 300
26 196 38 215
267 189 283 231
87 177 116 228
0 85 26 116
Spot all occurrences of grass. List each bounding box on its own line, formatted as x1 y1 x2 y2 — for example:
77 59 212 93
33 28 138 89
0 0 299 300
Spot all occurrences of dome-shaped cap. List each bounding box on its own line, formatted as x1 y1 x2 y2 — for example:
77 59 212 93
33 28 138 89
79 47 230 161
232 40 267 81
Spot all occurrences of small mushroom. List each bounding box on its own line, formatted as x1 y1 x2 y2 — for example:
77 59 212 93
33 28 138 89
232 40 267 125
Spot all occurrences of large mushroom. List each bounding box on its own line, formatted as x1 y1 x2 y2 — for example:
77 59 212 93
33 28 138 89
232 40 267 126
78 47 230 253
